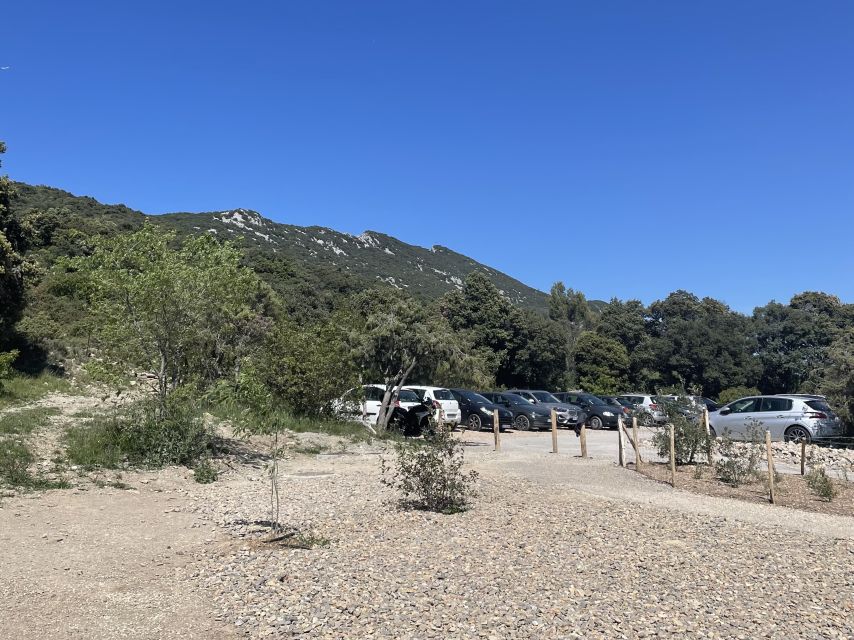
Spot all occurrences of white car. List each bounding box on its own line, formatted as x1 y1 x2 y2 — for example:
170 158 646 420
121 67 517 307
617 393 667 424
404 386 461 426
335 384 423 426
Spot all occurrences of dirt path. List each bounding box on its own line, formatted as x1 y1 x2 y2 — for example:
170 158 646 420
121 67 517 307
0 472 237 640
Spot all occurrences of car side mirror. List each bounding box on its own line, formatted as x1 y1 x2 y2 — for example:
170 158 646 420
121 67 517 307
720 408 731 415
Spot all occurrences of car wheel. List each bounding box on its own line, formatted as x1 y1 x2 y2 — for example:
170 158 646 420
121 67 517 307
708 426 717 439
784 425 812 444
638 412 652 427
514 414 531 431
468 414 482 431
589 416 603 430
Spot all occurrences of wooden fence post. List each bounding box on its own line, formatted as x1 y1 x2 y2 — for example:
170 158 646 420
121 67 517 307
580 423 587 458
551 409 558 454
800 440 806 476
493 409 500 452
618 419 626 468
703 408 713 465
766 430 776 504
632 416 642 466
669 424 676 487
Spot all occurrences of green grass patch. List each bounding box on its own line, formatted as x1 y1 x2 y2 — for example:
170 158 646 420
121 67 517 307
0 373 77 409
65 393 212 470
0 438 69 490
0 407 60 435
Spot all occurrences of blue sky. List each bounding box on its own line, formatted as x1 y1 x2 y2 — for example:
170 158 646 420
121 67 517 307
2 1 853 312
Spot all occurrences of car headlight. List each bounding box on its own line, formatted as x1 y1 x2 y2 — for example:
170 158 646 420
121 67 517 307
603 411 614 417
480 406 493 415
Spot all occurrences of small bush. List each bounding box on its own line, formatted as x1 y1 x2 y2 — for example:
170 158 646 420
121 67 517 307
66 391 211 469
0 438 67 490
380 429 478 514
651 398 708 465
715 431 762 487
0 350 19 393
806 467 837 501
193 458 218 484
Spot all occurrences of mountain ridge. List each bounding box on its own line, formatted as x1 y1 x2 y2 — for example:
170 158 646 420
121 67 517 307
12 182 557 313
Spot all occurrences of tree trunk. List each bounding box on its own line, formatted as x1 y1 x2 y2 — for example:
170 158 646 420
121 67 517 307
376 356 417 432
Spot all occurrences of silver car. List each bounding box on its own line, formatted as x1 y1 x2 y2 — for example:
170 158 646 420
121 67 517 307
708 395 844 443
617 393 667 424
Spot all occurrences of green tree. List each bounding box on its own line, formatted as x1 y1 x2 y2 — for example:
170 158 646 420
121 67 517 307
0 142 25 347
573 331 630 394
70 223 269 415
808 328 854 426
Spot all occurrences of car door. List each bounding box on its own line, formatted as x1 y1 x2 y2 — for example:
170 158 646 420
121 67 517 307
758 397 793 440
718 397 761 440
363 386 384 424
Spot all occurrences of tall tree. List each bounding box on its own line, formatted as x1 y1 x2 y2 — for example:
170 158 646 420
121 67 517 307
0 141 25 347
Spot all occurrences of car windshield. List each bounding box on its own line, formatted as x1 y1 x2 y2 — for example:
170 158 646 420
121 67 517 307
582 394 606 406
459 390 490 404
433 389 454 400
806 399 832 413
532 391 560 403
502 393 529 405
397 389 420 402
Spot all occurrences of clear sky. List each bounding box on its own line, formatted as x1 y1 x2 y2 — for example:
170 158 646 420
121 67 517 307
2 1 853 313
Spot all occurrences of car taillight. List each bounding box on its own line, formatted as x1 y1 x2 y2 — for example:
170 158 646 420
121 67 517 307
806 411 827 420
394 399 400 407
433 400 441 409
623 408 630 414
649 404 659 410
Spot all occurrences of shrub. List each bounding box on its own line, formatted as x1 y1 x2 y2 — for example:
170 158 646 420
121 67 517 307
0 438 34 486
0 350 18 393
806 467 837 501
193 458 218 484
66 391 211 469
380 428 478 514
714 431 762 487
651 398 708 464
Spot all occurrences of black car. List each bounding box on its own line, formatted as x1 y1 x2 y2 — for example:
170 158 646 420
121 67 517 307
449 389 513 431
479 392 555 431
503 389 585 428
553 391 621 429
599 395 635 423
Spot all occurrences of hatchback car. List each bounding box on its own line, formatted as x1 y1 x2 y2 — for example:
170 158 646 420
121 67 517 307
449 389 513 431
404 386 461 427
553 391 621 429
708 395 844 443
617 393 667 424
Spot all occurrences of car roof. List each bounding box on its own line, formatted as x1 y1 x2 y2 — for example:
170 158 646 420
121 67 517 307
403 385 450 391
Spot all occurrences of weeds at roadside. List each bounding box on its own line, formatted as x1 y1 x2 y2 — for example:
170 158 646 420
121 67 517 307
0 373 78 409
193 458 218 484
715 431 762 487
0 439 69 490
806 467 837 501
0 407 60 435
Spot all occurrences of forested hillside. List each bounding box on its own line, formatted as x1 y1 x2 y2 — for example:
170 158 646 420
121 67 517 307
2 143 854 431
11 182 551 314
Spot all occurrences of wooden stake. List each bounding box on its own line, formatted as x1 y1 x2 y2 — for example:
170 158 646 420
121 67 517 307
766 430 776 504
618 419 626 467
703 408 713 465
632 416 642 466
493 409 500 452
800 440 806 476
580 423 587 458
551 409 558 454
669 424 676 487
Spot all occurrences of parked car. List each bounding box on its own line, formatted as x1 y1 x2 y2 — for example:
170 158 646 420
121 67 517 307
449 389 513 431
334 384 431 436
553 391 621 430
404 386 461 427
708 395 844 443
503 389 585 428
616 393 667 424
598 395 635 423
479 392 559 431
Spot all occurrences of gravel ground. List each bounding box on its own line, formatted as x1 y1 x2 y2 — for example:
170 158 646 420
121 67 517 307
182 443 854 639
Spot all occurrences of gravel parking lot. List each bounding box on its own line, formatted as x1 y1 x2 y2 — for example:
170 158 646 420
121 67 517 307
3 427 854 639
